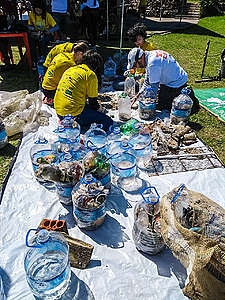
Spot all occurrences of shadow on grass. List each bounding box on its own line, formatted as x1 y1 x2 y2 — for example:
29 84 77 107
0 143 17 157
0 66 38 93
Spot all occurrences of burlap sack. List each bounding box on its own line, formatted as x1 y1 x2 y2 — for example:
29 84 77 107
160 184 225 300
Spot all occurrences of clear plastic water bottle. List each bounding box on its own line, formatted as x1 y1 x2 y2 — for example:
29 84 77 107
139 88 156 120
107 126 123 145
118 92 131 121
124 74 136 99
37 56 45 77
0 274 6 300
84 123 107 153
0 118 8 149
170 88 193 124
24 229 71 299
104 57 117 81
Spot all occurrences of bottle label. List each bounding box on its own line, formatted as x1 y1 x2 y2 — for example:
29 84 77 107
56 184 73 198
139 101 156 111
172 108 190 117
99 172 110 186
74 204 106 223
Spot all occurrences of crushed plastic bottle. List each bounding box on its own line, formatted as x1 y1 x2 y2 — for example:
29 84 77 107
104 56 117 81
118 92 131 121
124 74 136 99
170 88 193 124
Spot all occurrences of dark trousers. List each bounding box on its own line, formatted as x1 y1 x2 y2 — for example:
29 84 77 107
42 88 56 99
82 7 99 45
29 33 54 63
158 84 200 114
58 104 113 133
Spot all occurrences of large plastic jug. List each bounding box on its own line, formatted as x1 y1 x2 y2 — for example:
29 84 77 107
84 123 107 153
139 88 156 120
124 74 136 99
170 88 193 124
107 126 123 145
104 56 117 81
54 115 80 144
132 186 165 255
118 92 131 121
24 229 71 299
72 174 108 230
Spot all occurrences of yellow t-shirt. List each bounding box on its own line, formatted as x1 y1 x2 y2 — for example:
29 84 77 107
42 53 76 91
136 40 156 75
28 11 56 30
43 42 74 68
54 64 98 117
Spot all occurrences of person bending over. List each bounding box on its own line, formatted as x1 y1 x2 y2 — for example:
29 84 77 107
54 50 113 132
43 40 89 68
128 48 200 113
28 0 59 69
42 41 89 103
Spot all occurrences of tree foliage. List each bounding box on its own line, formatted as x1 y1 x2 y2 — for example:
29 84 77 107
200 0 225 17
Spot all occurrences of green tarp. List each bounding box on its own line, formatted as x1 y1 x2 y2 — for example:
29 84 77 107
194 88 225 123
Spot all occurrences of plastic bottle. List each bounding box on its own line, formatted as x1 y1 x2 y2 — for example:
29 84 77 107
24 229 71 299
139 88 156 120
107 126 123 145
170 88 193 124
132 186 165 255
104 56 117 81
0 274 6 300
84 123 107 153
72 174 108 230
124 74 136 99
0 118 8 149
118 92 131 121
37 56 45 77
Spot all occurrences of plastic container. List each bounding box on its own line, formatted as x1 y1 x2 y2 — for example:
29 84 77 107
24 229 71 299
118 92 131 121
106 140 133 159
0 274 6 300
0 119 8 149
84 123 107 154
139 88 156 120
72 175 108 230
107 126 123 145
124 74 136 99
83 151 111 189
111 152 136 178
30 137 57 186
54 116 80 146
132 186 165 255
129 127 152 169
120 119 139 136
170 88 193 124
104 56 117 81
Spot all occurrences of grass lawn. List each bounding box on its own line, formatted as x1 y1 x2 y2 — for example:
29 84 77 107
0 15 224 188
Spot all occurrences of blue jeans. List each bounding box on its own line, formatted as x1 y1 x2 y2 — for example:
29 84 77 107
58 105 113 133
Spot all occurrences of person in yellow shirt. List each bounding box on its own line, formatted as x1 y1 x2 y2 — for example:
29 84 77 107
43 42 75 68
127 22 156 75
54 50 113 132
28 0 59 69
42 42 89 105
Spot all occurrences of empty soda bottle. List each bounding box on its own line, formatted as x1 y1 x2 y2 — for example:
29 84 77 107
170 88 193 124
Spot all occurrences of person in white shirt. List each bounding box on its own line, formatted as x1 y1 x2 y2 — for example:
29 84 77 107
80 0 99 46
51 0 69 40
128 48 199 112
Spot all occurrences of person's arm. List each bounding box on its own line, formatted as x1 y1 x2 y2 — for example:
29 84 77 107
48 23 59 33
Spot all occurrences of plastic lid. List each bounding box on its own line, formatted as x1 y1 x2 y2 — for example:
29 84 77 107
37 229 50 244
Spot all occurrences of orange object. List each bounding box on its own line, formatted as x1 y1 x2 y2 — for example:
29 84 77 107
0 32 32 70
38 219 68 234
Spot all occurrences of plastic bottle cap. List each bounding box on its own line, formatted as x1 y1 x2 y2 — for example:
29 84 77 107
37 229 50 244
